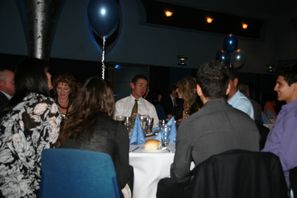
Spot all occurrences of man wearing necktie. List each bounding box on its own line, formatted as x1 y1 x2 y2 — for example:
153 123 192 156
114 74 159 128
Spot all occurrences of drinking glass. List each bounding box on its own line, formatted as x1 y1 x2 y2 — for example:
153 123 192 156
139 114 148 131
161 125 170 147
123 116 132 134
146 117 154 134
115 115 125 122
159 119 166 130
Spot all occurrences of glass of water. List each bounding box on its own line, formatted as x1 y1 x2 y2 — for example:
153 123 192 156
161 125 171 147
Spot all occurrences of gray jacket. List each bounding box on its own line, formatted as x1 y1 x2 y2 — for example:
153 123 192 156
171 98 260 182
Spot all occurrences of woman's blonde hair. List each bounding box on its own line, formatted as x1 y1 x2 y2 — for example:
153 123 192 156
176 76 198 114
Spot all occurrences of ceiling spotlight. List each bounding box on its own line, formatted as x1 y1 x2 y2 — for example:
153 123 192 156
242 22 248 29
177 56 188 66
164 9 173 17
205 16 214 24
266 64 274 73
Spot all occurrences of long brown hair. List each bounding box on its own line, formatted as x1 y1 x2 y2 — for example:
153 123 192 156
176 76 198 114
57 77 115 146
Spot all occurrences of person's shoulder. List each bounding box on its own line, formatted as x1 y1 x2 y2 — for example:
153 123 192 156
116 96 130 104
238 91 253 105
0 91 7 98
96 113 122 127
229 106 256 126
24 93 58 112
34 93 57 104
178 109 203 128
142 98 154 106
95 113 126 133
97 113 115 123
0 92 9 107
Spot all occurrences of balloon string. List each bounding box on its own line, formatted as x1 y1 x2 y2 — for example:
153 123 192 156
101 36 106 79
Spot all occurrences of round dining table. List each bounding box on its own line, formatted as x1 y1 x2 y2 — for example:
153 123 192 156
129 144 175 198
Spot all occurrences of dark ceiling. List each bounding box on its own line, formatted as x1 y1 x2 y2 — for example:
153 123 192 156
142 0 264 38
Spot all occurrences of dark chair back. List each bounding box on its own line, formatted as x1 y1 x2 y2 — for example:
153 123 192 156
190 150 288 198
39 148 120 198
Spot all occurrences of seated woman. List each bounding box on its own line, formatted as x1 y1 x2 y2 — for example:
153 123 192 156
53 74 78 119
56 76 132 197
0 58 62 197
175 76 202 124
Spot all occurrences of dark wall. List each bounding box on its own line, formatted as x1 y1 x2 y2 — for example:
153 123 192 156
0 53 276 105
0 53 100 82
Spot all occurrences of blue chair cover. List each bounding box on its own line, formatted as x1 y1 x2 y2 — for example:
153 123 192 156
39 148 120 198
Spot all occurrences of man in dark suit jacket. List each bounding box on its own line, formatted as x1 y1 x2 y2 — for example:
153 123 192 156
162 85 178 118
157 61 260 198
0 69 15 112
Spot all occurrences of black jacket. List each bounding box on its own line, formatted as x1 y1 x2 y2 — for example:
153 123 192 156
190 150 288 198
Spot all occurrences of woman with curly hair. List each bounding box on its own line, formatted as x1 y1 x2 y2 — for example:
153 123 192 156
175 76 202 123
57 76 132 197
53 74 78 118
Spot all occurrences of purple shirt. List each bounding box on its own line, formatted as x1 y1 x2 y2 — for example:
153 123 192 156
263 100 297 186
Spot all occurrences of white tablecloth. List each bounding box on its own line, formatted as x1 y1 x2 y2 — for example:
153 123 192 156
129 145 175 198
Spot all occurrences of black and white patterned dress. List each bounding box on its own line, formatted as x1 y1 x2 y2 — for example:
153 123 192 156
0 93 62 197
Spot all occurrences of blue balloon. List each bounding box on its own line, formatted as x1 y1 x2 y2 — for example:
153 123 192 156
88 0 119 38
216 49 231 66
223 34 238 53
230 49 246 69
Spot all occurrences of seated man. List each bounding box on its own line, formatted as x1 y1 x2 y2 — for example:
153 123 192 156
162 85 178 118
114 74 159 128
227 70 255 120
238 83 262 123
157 60 260 198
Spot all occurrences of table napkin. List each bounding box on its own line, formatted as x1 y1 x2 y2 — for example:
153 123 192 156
167 117 176 143
130 115 145 145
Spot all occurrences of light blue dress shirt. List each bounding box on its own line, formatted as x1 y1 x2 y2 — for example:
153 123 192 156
228 90 254 119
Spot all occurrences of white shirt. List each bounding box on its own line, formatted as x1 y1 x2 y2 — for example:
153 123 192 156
115 95 159 128
0 90 12 100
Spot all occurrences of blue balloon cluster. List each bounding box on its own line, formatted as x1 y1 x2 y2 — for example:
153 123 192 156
216 34 245 69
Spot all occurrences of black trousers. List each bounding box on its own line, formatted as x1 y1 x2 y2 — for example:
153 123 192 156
156 177 192 198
